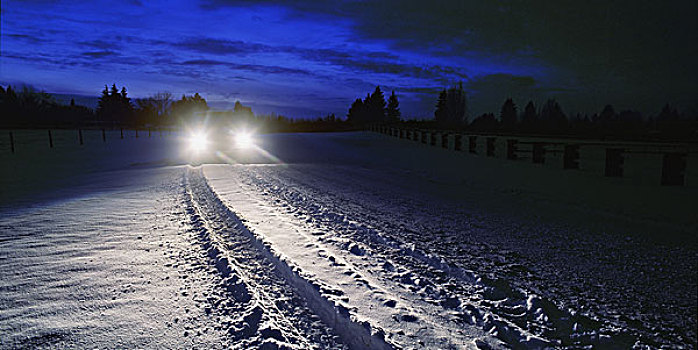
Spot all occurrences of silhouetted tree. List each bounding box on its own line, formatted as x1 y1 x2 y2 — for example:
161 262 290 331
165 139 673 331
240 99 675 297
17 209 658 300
521 100 538 131
596 104 617 123
1 85 93 127
347 98 366 125
655 103 684 137
386 90 401 123
657 104 680 121
539 99 567 133
367 86 386 122
97 83 134 124
434 83 467 129
434 89 447 122
171 93 209 124
499 98 517 130
233 100 252 116
135 98 158 125
469 113 498 132
135 92 173 126
153 92 172 123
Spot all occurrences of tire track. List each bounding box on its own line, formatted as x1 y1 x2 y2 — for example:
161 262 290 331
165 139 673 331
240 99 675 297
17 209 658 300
185 167 392 350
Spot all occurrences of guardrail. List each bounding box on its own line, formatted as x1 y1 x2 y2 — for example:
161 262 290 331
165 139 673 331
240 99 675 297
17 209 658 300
369 125 697 187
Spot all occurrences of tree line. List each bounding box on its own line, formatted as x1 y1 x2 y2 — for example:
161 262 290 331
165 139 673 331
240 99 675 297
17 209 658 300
3 82 696 140
0 84 354 132
347 86 401 125
346 82 697 141
0 85 93 128
454 96 696 141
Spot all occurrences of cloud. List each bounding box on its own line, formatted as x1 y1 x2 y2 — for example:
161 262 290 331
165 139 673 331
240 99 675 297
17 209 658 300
81 50 118 58
79 39 121 50
200 0 698 113
172 36 468 82
173 38 269 55
180 59 313 77
6 33 43 44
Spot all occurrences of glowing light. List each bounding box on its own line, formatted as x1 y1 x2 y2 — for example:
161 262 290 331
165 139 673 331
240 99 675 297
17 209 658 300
188 131 208 152
235 131 255 149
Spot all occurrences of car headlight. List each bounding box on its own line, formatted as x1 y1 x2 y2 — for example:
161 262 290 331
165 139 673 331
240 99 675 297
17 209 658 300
234 131 255 149
188 131 208 152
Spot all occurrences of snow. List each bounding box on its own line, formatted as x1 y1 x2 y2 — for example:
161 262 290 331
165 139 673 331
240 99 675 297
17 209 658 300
1 167 230 348
1 131 696 349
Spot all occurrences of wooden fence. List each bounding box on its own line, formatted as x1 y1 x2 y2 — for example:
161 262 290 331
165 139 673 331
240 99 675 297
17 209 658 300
369 125 697 187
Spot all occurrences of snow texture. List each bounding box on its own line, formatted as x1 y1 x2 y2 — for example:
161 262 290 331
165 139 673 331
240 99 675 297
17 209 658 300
1 131 696 349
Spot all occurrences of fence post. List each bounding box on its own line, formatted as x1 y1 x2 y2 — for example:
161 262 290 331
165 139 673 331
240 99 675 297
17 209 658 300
563 145 579 169
506 139 518 160
102 129 106 142
78 129 84 145
148 128 151 138
120 128 124 139
48 130 54 148
135 129 139 138
9 131 15 153
661 153 686 186
486 137 496 157
604 148 624 177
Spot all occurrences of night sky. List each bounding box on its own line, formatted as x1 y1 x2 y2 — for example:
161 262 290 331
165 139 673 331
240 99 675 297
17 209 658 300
2 0 697 119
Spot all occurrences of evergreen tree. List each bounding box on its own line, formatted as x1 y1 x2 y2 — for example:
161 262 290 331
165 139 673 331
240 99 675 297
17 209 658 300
657 104 680 121
97 85 109 119
171 93 209 124
434 89 447 123
597 104 617 123
434 83 467 129
445 82 467 126
367 86 386 122
540 99 567 133
96 84 135 124
347 98 365 125
469 113 498 131
522 101 537 122
386 90 400 122
520 100 538 132
500 98 517 130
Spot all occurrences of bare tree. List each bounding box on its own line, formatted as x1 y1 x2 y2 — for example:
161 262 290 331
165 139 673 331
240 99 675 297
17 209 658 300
152 92 172 120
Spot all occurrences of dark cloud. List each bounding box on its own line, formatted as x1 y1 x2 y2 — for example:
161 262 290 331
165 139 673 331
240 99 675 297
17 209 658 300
173 36 467 82
6 33 43 44
5 0 695 118
180 59 313 77
174 38 269 55
81 50 118 58
79 39 121 50
3 52 79 67
202 0 698 113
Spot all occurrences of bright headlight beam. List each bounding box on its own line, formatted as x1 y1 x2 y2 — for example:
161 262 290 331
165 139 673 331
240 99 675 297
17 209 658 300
188 131 208 152
235 131 255 149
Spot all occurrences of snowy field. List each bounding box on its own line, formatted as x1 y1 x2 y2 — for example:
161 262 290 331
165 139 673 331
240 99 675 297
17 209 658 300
1 131 696 349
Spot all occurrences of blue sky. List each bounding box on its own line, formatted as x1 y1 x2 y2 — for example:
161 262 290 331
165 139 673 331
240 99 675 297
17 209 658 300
2 0 696 118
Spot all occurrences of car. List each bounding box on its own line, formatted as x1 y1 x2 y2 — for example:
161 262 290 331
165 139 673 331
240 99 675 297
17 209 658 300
184 121 257 165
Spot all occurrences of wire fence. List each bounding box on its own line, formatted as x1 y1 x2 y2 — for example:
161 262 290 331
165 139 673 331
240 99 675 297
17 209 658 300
0 128 179 154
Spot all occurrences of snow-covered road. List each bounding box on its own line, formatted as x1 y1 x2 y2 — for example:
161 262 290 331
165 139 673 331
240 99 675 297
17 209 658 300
1 131 696 349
